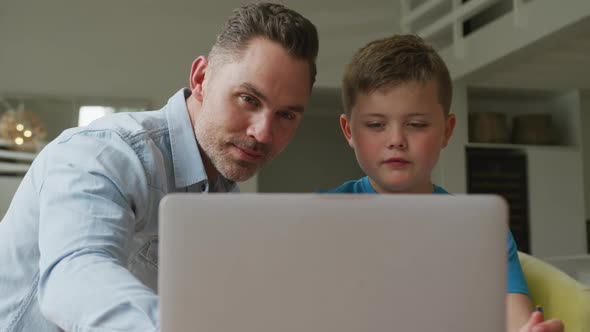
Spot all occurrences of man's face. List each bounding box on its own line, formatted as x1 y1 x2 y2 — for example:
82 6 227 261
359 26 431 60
340 80 455 194
189 37 312 182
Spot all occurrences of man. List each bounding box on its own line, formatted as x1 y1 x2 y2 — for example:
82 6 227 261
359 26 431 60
0 3 318 331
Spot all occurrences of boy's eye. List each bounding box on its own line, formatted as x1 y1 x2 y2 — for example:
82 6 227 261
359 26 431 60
366 122 385 129
407 122 427 129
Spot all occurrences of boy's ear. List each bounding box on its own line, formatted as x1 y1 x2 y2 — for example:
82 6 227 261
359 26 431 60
442 113 456 148
340 114 355 149
189 56 209 103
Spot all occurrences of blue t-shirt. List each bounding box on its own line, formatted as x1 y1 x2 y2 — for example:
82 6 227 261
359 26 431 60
324 176 530 296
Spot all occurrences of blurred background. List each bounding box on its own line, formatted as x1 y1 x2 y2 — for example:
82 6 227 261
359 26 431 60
1 0 590 282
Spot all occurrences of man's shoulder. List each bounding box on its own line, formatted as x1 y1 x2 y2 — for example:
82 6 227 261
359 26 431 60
55 110 168 148
89 110 168 143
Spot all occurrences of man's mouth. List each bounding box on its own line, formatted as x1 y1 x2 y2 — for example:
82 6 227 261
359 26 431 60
232 143 266 162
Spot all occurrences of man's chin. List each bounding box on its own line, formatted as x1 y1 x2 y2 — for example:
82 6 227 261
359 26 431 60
219 163 259 182
224 171 257 182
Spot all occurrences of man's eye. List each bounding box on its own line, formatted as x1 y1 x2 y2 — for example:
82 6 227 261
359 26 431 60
278 111 296 120
240 94 259 106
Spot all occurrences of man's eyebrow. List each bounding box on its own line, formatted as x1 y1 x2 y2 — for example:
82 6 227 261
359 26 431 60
241 83 267 101
361 112 431 118
241 82 305 113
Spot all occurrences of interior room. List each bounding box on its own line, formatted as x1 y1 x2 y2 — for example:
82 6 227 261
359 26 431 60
1 0 589 329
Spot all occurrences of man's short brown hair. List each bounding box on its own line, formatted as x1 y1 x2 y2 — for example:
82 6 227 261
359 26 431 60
210 2 319 84
341 34 452 116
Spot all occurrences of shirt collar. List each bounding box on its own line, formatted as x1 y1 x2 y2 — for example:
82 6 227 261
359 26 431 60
361 176 377 193
165 88 237 192
362 176 448 194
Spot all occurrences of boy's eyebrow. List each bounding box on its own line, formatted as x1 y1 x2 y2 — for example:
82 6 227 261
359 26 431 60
406 112 431 117
362 113 387 118
240 82 305 113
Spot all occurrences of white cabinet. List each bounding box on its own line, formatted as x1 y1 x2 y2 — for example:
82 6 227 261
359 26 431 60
438 81 588 257
527 147 586 256
467 88 581 147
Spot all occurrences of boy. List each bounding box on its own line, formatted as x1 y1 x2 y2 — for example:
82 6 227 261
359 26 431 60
326 35 563 332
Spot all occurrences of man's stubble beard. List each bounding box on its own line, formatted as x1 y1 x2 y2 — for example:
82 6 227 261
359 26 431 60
194 120 270 182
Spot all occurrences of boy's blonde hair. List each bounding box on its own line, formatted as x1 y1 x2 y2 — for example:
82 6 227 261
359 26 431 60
341 34 452 116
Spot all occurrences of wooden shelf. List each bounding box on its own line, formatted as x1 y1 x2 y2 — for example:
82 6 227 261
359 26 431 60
0 161 29 174
0 147 36 175
466 142 579 151
0 149 36 162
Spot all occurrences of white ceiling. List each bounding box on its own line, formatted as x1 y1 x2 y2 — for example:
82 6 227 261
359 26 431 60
466 15 590 90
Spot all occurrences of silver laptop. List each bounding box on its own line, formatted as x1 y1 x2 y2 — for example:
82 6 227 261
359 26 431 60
159 194 507 332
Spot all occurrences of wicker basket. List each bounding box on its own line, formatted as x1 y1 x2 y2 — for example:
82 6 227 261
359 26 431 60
468 112 509 143
511 114 555 145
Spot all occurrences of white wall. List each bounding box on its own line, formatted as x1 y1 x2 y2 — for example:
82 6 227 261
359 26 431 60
0 0 400 198
258 88 364 193
0 0 400 107
435 79 468 193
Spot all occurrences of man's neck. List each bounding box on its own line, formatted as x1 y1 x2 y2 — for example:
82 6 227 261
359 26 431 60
198 145 219 183
186 94 219 184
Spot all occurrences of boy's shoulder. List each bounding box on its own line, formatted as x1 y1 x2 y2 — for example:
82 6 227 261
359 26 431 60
321 176 376 194
322 179 450 195
433 185 449 194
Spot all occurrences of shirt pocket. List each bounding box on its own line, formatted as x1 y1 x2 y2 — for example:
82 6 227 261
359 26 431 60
128 235 159 292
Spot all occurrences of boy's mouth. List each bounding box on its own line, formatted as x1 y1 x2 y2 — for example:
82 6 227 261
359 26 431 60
383 157 410 167
384 157 409 163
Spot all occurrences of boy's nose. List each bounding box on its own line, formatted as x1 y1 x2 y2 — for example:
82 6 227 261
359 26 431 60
387 127 407 150
388 141 407 149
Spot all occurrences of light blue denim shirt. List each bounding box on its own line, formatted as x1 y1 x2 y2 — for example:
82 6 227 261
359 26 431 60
0 88 238 332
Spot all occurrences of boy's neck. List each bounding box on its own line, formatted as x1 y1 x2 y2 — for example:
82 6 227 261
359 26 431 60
368 177 435 194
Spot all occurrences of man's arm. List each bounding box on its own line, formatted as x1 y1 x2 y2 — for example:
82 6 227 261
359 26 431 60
36 132 159 331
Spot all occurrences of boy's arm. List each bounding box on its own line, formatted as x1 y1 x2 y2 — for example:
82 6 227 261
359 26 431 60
507 292 565 332
506 234 562 332
506 293 564 332
507 293 532 332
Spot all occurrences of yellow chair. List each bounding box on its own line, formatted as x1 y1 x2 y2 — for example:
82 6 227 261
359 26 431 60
518 252 590 332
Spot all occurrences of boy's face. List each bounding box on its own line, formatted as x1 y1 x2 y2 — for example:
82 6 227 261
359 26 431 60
340 80 455 194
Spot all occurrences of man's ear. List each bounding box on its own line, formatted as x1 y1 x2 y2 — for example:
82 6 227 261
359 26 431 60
340 113 355 149
442 113 456 148
189 56 209 102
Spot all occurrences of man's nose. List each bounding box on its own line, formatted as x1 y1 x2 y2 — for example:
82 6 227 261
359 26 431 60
246 112 273 145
